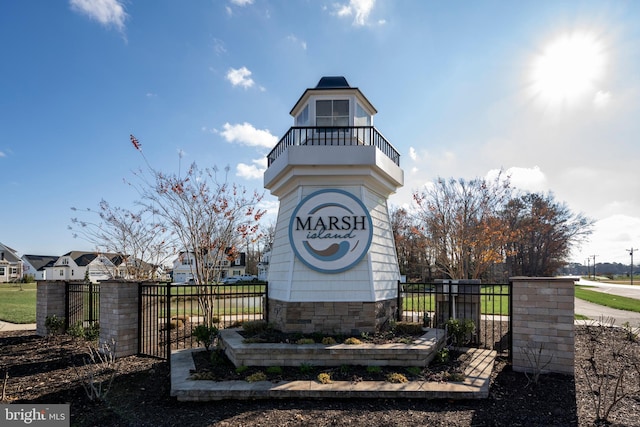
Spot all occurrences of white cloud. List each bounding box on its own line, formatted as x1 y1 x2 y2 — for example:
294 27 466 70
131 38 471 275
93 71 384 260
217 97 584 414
334 0 375 26
213 38 227 55
219 122 278 148
408 147 418 161
571 214 640 263
0 151 5 158
226 67 255 89
237 158 267 180
487 165 548 193
287 34 307 50
230 0 253 5
593 90 611 108
69 0 127 32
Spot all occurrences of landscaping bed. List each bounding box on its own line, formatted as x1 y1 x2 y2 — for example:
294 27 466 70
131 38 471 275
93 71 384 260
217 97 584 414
1 325 638 426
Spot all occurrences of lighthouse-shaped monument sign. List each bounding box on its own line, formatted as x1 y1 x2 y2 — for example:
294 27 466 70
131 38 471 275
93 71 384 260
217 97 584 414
264 77 404 335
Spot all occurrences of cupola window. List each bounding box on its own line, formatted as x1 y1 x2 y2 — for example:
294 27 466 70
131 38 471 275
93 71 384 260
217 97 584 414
316 100 349 127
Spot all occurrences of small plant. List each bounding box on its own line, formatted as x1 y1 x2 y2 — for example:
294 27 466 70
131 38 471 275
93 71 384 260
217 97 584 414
386 372 408 383
210 350 225 365
193 324 219 351
45 315 65 336
520 343 554 385
321 336 337 345
67 321 86 340
406 366 422 376
317 372 332 384
423 313 431 327
445 371 466 382
245 371 267 382
84 322 100 341
241 320 272 336
296 338 315 345
434 347 450 364
266 366 283 375
344 337 363 345
621 322 639 342
339 364 351 375
299 363 314 375
366 366 382 374
72 339 120 401
445 318 475 347
235 365 249 375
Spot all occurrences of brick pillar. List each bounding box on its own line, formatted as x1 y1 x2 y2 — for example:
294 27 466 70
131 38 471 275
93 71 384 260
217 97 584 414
511 277 576 376
36 281 66 336
99 280 139 358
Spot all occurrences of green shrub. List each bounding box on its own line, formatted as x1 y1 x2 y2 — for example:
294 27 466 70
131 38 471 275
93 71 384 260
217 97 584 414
434 347 450 364
366 366 382 374
321 336 337 345
45 315 65 336
192 324 219 351
67 321 85 339
235 365 249 374
266 366 283 375
299 363 314 374
406 366 422 376
296 338 315 345
241 320 271 336
445 318 475 347
84 322 100 341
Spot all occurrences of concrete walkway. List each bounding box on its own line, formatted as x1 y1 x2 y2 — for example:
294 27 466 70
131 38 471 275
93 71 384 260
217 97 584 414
0 320 36 332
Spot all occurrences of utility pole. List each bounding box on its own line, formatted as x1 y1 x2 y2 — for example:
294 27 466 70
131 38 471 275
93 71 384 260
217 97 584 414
591 255 598 280
628 248 637 286
586 257 591 279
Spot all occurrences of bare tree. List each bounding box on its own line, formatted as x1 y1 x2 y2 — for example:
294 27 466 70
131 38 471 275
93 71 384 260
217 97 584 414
129 135 265 327
69 201 175 280
412 173 513 280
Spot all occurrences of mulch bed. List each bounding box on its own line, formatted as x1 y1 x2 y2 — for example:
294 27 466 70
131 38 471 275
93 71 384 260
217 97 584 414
0 326 638 426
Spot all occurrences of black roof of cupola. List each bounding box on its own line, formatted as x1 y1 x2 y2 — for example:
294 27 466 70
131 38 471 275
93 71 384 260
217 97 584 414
315 76 351 89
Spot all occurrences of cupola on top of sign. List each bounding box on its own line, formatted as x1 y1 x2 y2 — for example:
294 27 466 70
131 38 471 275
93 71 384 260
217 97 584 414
289 76 377 128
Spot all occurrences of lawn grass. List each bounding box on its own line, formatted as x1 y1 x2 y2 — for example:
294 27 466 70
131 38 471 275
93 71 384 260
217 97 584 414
575 286 640 313
0 283 37 323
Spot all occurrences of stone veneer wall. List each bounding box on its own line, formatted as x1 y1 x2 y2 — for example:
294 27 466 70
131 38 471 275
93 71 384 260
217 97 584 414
511 276 576 376
267 298 397 335
99 280 139 358
36 281 67 336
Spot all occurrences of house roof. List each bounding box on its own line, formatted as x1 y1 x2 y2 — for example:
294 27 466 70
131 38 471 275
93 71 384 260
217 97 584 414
62 251 124 267
0 243 21 263
289 76 377 117
22 255 59 271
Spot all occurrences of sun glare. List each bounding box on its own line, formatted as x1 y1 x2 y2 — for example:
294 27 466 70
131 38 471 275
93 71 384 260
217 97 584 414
529 32 606 110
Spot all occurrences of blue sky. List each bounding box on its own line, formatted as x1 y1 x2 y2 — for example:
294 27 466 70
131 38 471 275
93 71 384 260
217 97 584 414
1 0 639 266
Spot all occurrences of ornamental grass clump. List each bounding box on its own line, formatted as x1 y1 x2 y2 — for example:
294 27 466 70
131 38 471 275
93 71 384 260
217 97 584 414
317 372 332 384
245 371 267 382
386 372 408 383
344 337 363 345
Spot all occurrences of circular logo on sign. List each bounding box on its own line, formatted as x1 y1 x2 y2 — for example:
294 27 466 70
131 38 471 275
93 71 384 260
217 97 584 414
289 189 373 273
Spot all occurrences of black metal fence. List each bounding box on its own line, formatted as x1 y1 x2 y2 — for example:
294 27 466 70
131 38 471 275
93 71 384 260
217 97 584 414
267 126 400 167
64 282 100 330
138 282 268 359
399 281 512 356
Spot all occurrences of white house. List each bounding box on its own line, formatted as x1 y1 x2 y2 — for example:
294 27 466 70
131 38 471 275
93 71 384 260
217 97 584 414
0 243 23 283
172 251 247 283
48 251 119 283
257 248 270 281
22 254 58 280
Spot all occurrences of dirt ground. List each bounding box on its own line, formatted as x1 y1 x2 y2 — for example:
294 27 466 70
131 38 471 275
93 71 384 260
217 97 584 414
1 325 639 427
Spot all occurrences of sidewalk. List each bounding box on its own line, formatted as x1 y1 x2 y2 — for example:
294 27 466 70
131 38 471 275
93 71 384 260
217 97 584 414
0 320 36 332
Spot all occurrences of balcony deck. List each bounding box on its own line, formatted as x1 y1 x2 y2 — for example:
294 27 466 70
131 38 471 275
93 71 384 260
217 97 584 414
267 126 400 167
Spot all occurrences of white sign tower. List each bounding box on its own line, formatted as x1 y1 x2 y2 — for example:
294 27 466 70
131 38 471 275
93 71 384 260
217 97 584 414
264 77 404 335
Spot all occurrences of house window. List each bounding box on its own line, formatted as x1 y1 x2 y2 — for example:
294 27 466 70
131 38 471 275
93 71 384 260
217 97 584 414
316 100 349 127
355 102 371 126
61 258 69 265
71 269 74 277
59 270 63 276
0 267 4 276
295 104 309 126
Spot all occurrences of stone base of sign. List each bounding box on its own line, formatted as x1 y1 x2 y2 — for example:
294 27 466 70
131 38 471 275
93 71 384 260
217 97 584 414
267 298 397 335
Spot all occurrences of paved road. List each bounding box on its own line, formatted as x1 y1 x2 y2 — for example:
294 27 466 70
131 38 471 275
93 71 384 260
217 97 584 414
574 278 640 326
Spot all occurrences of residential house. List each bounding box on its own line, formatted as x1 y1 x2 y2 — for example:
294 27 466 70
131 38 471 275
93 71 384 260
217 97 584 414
49 251 119 283
22 254 59 280
172 250 247 283
0 243 23 283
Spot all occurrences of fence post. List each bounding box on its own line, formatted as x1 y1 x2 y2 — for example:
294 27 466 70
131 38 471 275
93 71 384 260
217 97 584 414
36 280 66 336
511 276 576 376
99 279 139 358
